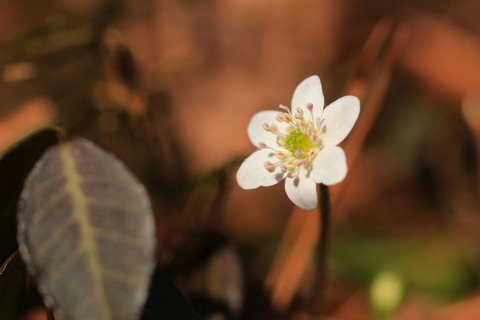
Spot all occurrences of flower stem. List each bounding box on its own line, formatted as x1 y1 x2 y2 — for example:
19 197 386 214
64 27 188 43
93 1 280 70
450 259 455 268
46 308 55 320
316 183 330 317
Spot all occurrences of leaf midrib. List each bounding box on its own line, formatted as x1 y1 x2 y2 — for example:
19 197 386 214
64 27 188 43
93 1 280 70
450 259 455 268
59 142 110 319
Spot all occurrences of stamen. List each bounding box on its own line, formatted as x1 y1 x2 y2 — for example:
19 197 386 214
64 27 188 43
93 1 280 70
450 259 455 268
295 149 305 158
264 161 276 173
260 100 325 177
270 125 279 134
285 161 296 169
276 151 286 159
279 104 290 112
258 142 268 149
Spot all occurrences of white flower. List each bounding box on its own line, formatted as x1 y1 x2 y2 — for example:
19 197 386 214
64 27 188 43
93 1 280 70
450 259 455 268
236 75 360 210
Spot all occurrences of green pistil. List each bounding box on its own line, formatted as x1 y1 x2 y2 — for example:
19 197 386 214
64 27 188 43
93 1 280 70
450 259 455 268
285 129 313 157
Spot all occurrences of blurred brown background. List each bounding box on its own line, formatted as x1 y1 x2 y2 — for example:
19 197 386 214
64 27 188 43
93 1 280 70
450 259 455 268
2 0 480 319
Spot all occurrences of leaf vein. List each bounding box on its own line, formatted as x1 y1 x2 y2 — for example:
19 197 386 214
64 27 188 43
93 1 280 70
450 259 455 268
31 190 67 225
35 219 75 257
88 199 136 213
102 267 139 286
94 228 143 247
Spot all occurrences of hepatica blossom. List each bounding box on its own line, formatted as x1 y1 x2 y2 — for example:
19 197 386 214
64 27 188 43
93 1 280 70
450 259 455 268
236 75 360 210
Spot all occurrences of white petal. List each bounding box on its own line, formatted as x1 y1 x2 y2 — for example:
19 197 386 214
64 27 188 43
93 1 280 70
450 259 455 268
237 149 285 189
321 95 360 146
247 110 287 148
291 75 324 120
284 169 318 210
309 146 347 185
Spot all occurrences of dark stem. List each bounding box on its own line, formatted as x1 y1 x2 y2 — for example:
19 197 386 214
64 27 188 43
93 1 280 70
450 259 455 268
315 184 330 317
46 308 55 320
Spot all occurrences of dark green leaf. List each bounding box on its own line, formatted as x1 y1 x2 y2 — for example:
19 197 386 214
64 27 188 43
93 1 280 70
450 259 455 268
0 251 27 320
17 138 156 320
0 127 60 263
141 269 201 320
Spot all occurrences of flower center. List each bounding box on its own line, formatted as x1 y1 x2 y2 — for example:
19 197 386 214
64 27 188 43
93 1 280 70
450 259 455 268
285 129 313 156
259 103 323 178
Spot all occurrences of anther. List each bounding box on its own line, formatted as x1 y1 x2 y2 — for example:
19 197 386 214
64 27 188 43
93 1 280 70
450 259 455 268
295 149 305 158
285 162 296 169
262 123 271 131
258 142 268 149
275 151 286 159
306 103 313 111
264 161 276 173
279 104 290 112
